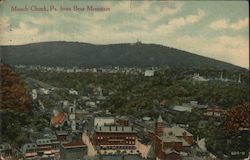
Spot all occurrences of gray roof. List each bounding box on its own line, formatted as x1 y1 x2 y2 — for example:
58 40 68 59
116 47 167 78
36 138 52 145
94 126 136 133
161 135 182 143
21 143 37 153
164 126 193 137
0 143 11 151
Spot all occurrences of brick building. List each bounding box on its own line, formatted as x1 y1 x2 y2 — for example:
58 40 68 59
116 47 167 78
148 115 194 160
92 125 138 154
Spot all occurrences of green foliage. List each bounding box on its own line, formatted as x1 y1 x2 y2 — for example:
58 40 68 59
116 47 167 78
1 41 245 70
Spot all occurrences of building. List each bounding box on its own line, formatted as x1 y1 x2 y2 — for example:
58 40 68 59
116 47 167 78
69 101 77 131
192 73 208 82
204 107 225 117
60 136 87 160
56 130 69 144
21 143 38 159
36 138 54 157
31 89 38 100
0 143 18 160
144 70 155 77
171 105 192 112
94 117 115 126
148 115 194 160
51 112 69 129
92 125 137 154
116 116 130 126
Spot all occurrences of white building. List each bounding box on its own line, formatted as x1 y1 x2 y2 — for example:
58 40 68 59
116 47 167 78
69 89 78 95
192 73 208 82
144 70 155 77
31 89 37 100
94 117 115 126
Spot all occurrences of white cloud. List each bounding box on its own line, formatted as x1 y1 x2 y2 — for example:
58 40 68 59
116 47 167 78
209 18 249 30
175 35 249 68
156 10 205 33
0 21 39 45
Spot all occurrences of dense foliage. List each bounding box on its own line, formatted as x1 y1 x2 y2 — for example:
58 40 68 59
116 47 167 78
0 64 29 112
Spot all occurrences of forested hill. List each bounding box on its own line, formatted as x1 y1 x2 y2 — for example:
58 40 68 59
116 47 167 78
0 41 245 70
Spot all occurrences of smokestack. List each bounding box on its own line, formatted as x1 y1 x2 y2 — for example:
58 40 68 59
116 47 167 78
220 72 223 80
238 74 241 83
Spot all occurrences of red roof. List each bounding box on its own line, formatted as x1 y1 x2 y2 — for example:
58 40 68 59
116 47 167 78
51 112 65 125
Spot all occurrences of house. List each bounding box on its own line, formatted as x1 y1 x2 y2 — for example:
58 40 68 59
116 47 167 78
21 143 38 159
204 107 225 117
60 136 87 160
192 73 208 82
36 138 54 156
56 130 69 144
92 125 138 155
31 89 37 100
43 134 60 155
171 105 192 112
51 112 69 129
148 115 194 160
144 70 155 77
69 89 78 95
39 88 50 95
0 143 18 160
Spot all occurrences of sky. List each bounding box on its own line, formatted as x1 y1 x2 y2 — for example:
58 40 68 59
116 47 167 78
0 0 249 68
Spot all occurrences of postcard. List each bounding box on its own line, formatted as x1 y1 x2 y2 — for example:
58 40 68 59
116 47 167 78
0 0 249 160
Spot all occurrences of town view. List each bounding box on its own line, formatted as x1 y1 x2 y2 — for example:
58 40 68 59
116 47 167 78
0 0 249 160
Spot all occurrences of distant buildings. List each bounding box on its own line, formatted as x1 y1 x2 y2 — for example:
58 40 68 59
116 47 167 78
204 107 226 117
192 73 208 82
144 70 155 77
69 89 78 95
31 89 38 100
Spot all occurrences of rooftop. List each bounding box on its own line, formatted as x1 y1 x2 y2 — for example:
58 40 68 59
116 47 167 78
21 143 37 152
51 112 66 126
164 126 193 137
36 139 52 145
161 135 182 143
94 126 136 133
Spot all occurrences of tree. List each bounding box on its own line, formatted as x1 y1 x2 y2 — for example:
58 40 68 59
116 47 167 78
0 64 29 112
224 102 250 135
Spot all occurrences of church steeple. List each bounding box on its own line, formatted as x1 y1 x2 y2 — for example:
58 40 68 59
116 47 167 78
155 114 164 136
157 114 163 123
